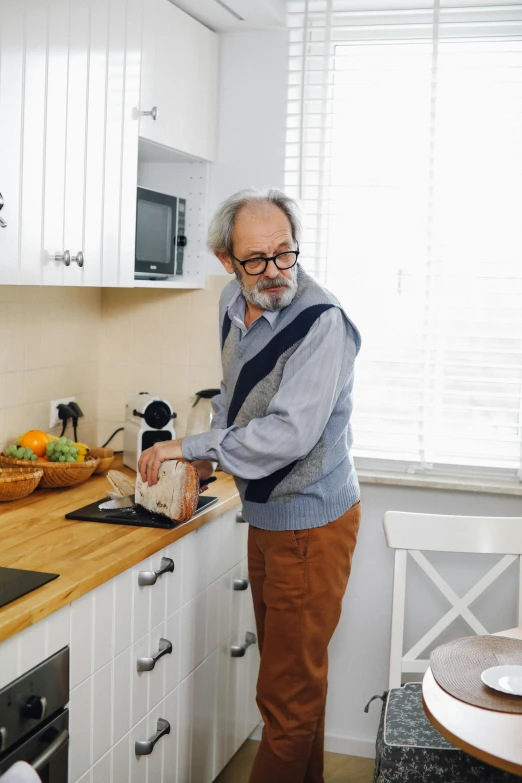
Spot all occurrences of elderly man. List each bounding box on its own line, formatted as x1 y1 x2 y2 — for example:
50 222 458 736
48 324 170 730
138 188 361 783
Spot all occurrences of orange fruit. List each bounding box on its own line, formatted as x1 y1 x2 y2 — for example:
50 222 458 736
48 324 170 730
20 430 50 458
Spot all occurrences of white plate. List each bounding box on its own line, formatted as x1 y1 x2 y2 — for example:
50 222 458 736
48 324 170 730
481 665 522 696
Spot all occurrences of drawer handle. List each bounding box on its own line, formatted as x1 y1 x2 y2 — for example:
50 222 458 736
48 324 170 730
137 637 172 672
135 718 170 756
233 578 249 591
140 105 158 121
55 250 71 266
231 631 256 658
72 250 84 267
236 510 246 523
138 557 174 586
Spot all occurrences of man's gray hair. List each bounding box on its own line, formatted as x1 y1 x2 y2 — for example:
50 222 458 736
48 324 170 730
207 188 302 256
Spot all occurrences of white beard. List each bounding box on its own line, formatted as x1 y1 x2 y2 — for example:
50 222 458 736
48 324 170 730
237 268 298 312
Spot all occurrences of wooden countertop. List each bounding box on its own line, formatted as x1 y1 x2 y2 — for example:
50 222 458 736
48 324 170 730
0 462 240 644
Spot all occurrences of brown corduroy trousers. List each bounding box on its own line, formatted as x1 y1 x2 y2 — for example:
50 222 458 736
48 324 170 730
247 500 361 783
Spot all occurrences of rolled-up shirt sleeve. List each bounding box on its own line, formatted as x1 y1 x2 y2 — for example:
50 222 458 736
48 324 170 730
182 308 357 480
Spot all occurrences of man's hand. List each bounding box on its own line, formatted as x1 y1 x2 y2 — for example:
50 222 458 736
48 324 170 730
138 440 184 486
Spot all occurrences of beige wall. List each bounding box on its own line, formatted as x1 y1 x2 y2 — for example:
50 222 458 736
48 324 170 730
0 286 101 451
0 276 229 454
97 275 228 451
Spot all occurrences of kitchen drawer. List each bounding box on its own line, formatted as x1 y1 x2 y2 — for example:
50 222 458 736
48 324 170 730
131 619 179 721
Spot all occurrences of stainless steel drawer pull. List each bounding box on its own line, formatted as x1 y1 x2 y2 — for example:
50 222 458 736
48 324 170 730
135 718 170 756
55 250 71 266
72 251 84 267
137 637 172 672
0 192 6 228
236 510 246 523
140 106 158 121
32 728 69 772
231 631 256 658
233 578 249 591
138 557 174 586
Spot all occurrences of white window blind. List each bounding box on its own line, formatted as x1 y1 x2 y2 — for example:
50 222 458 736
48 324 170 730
286 0 522 479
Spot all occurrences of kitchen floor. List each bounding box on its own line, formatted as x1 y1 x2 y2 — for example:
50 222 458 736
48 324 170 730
214 740 375 783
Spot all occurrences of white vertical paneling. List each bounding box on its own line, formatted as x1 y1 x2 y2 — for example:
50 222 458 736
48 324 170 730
145 704 164 783
93 579 114 672
130 717 148 783
147 621 167 712
149 557 168 631
19 0 48 285
117 0 142 286
83 0 110 287
45 605 71 655
177 672 194 783
132 557 151 642
111 732 131 783
41 0 69 286
70 592 94 689
69 677 93 781
132 634 149 726
92 751 111 783
18 619 48 674
191 653 218 783
0 1 24 283
163 686 179 781
164 610 181 695
63 0 89 287
92 662 113 763
101 0 126 287
114 567 133 656
113 647 132 744
165 538 184 618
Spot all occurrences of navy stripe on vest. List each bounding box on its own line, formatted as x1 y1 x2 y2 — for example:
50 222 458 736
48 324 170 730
245 460 298 504
221 312 232 349
227 303 335 428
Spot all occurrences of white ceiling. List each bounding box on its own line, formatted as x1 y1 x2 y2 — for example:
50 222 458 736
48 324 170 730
168 0 287 32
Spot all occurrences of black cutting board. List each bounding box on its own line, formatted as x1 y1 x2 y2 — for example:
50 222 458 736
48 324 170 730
65 495 219 529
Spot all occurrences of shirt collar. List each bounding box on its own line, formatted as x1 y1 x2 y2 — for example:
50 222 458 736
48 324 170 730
227 287 281 333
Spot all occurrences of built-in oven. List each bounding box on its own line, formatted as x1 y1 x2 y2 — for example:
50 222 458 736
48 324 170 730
0 647 69 783
135 186 187 280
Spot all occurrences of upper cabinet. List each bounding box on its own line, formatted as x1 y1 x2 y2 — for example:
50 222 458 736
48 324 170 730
140 0 219 162
0 0 143 287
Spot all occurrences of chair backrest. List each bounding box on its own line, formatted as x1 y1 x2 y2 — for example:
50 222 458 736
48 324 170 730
383 510 522 689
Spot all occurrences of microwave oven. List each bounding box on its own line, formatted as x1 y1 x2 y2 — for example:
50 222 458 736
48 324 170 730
135 187 187 279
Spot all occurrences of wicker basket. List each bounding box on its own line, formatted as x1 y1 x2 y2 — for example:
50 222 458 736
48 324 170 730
0 466 44 501
89 447 115 474
0 454 100 488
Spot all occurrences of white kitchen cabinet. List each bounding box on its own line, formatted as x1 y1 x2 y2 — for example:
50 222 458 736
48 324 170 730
139 0 219 162
0 0 142 287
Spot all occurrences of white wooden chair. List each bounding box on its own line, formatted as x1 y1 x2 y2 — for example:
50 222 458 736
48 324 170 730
369 510 522 783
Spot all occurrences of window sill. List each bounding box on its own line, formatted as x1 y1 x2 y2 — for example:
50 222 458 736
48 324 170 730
358 470 522 496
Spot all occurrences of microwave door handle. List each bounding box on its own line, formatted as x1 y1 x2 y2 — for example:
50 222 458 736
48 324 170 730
31 728 69 772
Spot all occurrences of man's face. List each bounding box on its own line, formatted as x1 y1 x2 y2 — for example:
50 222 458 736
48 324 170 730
217 204 298 312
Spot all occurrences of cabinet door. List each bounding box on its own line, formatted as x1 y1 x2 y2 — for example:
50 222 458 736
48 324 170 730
0 1 24 283
139 0 219 161
190 651 218 783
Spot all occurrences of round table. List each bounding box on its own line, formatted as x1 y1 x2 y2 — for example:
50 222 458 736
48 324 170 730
422 627 522 777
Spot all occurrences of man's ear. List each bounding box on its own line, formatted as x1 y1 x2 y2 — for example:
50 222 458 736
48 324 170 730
215 251 235 275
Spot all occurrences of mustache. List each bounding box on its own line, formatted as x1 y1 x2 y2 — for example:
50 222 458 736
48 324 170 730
256 276 293 292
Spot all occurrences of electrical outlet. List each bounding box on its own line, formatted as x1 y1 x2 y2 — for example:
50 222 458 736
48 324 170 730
49 396 76 429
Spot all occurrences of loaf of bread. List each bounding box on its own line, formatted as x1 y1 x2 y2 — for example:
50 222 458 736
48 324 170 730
135 460 199 523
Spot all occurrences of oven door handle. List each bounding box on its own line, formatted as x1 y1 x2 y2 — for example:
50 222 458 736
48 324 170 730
31 728 69 772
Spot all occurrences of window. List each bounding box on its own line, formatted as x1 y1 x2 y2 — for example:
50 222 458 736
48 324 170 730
286 1 522 479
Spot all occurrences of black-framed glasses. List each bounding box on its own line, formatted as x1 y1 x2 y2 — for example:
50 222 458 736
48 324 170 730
231 247 300 276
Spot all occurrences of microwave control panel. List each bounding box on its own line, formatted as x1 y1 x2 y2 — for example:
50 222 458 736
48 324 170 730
176 199 187 275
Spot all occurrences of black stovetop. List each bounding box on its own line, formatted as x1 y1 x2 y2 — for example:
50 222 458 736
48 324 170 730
0 566 59 610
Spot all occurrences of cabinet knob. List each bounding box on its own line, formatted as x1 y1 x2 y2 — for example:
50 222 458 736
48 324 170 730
140 106 158 121
138 556 174 586
55 250 71 266
135 718 170 756
72 251 84 268
233 578 249 591
236 510 246 524
230 631 257 658
137 638 172 672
